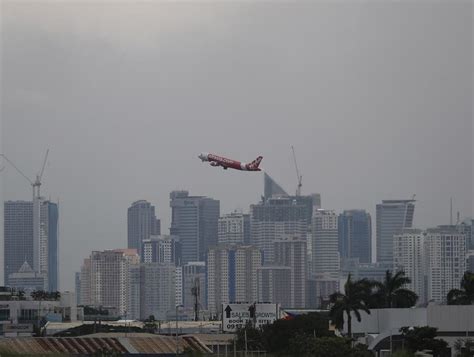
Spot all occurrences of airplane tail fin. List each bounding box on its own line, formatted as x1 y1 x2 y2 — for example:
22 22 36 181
250 156 263 168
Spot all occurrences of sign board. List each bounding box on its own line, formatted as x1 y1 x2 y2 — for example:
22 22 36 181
222 303 278 332
3 324 33 333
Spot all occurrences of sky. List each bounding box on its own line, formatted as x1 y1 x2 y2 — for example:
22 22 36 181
1 1 472 291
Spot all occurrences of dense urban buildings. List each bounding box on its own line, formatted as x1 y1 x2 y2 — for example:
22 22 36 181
170 191 220 263
257 266 292 307
79 249 139 316
425 226 467 303
207 245 261 316
338 210 372 264
127 200 161 251
376 199 415 264
182 261 207 315
273 236 307 308
250 197 307 263
218 212 250 245
129 263 176 320
393 229 427 303
141 235 181 264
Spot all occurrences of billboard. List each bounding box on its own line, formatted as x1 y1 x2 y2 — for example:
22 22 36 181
222 303 279 332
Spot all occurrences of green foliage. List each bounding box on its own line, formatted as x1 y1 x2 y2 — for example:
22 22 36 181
288 335 373 357
448 271 474 305
400 326 449 357
236 312 333 355
30 290 61 301
368 271 418 308
329 274 372 336
454 338 474 357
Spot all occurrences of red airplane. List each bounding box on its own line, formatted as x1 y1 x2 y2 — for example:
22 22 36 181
198 152 263 171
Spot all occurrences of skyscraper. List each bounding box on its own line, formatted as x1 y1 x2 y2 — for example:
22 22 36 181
257 266 292 307
141 235 181 265
393 229 427 304
128 263 176 320
250 197 307 263
312 209 340 279
376 199 415 264
170 191 220 263
4 200 58 291
218 212 250 245
207 245 261 316
425 226 466 303
80 249 139 315
338 210 372 264
4 201 33 285
127 200 161 250
274 236 307 308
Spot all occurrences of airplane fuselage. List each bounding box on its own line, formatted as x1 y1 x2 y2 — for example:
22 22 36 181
199 153 262 171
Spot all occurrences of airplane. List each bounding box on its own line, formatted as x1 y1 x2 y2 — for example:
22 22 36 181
198 152 263 171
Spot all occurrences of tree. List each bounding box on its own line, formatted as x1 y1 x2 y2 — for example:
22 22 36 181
329 274 372 337
288 335 373 357
454 338 474 357
447 271 474 305
369 270 418 308
400 326 449 357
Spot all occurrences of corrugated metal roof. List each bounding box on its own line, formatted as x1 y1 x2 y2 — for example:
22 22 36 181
0 335 211 355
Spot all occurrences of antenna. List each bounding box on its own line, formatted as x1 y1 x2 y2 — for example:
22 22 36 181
291 146 302 197
191 277 200 321
450 197 453 226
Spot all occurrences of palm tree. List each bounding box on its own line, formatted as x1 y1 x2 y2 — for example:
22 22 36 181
329 274 371 337
370 270 418 308
447 271 474 305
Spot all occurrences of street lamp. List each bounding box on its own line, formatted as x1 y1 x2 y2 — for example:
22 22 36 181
175 305 184 356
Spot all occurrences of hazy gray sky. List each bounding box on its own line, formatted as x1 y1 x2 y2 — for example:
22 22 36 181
1 1 472 290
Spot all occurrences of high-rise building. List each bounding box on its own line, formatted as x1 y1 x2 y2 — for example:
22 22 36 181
170 191 220 263
218 212 250 245
128 263 176 320
338 210 372 264
312 209 340 279
257 266 292 307
207 245 261 316
250 197 307 263
175 266 183 307
182 261 207 314
127 200 161 251
376 199 415 264
80 249 139 316
4 201 33 285
141 235 181 265
263 173 288 200
393 229 427 304
274 236 307 308
4 200 58 291
425 226 467 303
75 272 81 305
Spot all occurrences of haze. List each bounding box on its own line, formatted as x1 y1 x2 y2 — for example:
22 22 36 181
1 1 472 290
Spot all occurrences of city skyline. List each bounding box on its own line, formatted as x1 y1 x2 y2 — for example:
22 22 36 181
1 2 471 291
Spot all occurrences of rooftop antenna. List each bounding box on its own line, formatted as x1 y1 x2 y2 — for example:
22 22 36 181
191 277 200 322
450 197 453 226
291 146 302 197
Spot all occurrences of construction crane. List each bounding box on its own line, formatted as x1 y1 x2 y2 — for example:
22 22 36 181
291 146 302 197
0 149 49 200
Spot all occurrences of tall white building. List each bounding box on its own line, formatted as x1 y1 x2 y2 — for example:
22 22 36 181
207 245 261 316
425 226 467 303
312 210 340 279
218 212 250 245
393 229 427 304
80 249 139 316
